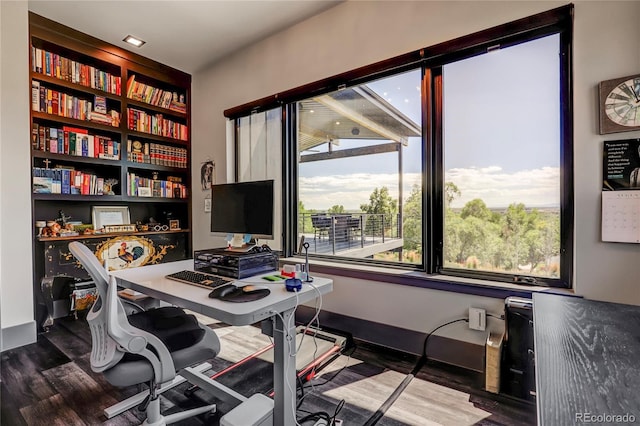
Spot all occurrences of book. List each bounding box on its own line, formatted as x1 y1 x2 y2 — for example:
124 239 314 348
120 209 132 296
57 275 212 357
94 95 107 114
31 80 40 111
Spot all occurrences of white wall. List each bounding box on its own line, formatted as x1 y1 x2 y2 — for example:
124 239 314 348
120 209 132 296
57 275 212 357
192 1 640 346
0 0 36 350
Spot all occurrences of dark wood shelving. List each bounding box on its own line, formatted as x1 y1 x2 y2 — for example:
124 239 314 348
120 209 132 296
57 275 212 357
126 98 187 119
37 228 191 242
122 196 189 204
31 72 121 101
32 193 123 201
32 150 121 166
124 161 187 173
125 129 188 145
32 111 120 133
29 12 193 332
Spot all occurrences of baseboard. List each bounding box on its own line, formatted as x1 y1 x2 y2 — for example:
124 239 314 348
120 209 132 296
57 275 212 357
296 306 484 372
1 321 37 352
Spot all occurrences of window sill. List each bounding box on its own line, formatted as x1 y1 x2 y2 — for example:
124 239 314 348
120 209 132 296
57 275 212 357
281 257 575 300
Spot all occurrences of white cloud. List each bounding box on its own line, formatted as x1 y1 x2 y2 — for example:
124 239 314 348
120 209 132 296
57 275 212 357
299 167 559 210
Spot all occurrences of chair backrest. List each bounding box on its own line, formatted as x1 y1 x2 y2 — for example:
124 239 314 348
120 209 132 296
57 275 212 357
68 241 124 372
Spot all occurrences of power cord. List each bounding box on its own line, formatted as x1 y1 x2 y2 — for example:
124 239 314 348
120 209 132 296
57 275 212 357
362 318 469 426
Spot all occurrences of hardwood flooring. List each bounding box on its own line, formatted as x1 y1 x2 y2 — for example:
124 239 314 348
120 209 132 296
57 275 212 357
1 313 535 425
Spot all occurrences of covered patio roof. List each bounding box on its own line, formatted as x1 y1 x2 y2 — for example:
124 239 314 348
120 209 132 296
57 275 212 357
298 85 421 156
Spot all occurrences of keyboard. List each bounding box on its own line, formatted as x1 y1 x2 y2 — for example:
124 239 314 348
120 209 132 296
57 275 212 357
165 270 233 289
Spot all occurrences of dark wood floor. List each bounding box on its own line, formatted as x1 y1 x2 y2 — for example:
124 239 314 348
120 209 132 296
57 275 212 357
0 313 535 425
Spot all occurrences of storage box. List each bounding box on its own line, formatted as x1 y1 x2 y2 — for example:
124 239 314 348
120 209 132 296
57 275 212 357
485 331 504 393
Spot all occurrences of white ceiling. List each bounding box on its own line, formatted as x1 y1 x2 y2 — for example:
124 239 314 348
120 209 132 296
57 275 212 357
28 0 342 74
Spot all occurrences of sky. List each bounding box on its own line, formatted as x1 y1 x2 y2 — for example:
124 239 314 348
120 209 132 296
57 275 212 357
299 34 560 211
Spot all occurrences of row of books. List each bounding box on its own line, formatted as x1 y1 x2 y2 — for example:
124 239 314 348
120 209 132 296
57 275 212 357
31 46 121 95
127 108 188 141
127 173 188 199
126 75 186 113
32 81 121 127
32 123 121 160
33 167 109 196
127 140 187 168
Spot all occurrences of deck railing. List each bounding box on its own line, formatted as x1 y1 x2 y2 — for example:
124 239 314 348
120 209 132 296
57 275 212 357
300 212 400 254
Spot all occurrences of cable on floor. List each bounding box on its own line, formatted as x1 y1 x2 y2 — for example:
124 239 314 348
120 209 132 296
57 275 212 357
362 318 468 426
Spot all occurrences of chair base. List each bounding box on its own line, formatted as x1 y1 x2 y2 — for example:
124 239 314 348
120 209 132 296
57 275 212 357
142 397 215 426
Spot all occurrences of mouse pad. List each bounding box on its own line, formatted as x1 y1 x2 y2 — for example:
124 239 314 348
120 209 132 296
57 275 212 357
213 285 271 302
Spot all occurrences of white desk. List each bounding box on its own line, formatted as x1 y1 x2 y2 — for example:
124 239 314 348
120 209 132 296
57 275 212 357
111 260 332 426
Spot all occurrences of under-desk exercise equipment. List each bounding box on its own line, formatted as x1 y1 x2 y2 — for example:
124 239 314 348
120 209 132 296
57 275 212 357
110 258 333 426
186 326 349 398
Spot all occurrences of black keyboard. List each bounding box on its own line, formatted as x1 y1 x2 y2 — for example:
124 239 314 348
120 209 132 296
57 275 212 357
165 270 233 289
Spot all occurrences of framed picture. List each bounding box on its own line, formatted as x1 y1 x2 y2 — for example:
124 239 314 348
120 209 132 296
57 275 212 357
137 187 152 197
169 219 180 230
92 206 130 231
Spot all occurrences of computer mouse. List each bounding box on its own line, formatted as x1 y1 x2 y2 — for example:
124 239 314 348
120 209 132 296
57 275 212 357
209 284 238 299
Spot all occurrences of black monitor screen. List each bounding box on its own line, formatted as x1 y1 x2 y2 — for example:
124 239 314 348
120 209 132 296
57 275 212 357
210 180 274 239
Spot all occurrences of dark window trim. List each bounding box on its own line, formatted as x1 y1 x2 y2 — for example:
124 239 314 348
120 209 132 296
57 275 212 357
286 260 545 300
229 4 574 289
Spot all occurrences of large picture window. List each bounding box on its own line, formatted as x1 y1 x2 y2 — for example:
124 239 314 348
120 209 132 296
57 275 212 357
296 70 423 265
226 6 573 288
442 34 562 281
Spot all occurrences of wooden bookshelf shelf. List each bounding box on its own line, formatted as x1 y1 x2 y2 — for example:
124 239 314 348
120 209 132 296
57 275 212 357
29 12 193 330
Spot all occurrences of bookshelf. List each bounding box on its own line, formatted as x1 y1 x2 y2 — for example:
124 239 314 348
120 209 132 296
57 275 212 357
29 13 192 329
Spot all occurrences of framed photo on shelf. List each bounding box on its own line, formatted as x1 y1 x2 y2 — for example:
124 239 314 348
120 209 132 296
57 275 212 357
169 220 180 230
92 206 131 231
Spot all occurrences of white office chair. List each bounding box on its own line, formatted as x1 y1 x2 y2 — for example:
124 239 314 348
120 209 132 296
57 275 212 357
68 241 220 426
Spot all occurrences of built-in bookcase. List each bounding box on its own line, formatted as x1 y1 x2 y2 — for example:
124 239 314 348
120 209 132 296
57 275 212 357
29 12 193 328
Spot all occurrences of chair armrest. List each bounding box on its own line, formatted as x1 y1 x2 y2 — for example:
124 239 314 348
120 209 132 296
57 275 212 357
106 276 176 384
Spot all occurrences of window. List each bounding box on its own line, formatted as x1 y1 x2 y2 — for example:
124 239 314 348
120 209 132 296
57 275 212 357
226 5 573 288
296 70 423 265
233 108 283 251
441 35 563 282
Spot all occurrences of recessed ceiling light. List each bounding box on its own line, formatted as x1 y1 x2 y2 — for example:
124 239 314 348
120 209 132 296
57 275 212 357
123 35 145 47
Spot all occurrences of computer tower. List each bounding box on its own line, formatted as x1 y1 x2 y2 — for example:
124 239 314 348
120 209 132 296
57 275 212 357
501 296 536 402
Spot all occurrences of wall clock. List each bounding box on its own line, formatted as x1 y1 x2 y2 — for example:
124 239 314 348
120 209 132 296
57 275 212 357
599 74 640 134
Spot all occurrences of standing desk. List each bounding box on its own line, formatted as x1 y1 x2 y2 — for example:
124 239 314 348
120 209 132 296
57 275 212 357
111 260 333 426
533 293 640 425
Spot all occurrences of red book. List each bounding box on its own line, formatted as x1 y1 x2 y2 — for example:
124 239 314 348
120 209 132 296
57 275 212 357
81 173 91 195
62 126 88 134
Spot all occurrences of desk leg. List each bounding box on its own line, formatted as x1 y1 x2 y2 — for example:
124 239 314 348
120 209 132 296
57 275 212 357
273 307 296 426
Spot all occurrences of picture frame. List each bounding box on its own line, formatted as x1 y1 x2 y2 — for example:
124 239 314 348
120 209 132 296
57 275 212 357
137 187 152 197
92 206 130 231
169 219 180 230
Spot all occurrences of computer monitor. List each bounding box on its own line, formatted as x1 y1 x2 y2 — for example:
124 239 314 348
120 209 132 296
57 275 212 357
210 179 274 248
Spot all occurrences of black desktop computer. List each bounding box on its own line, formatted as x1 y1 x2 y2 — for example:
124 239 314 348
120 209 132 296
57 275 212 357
193 248 278 279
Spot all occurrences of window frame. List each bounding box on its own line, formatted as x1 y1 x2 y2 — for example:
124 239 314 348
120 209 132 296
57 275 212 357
225 5 574 290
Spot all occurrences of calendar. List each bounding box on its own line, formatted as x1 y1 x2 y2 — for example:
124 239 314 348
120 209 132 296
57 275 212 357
602 191 640 243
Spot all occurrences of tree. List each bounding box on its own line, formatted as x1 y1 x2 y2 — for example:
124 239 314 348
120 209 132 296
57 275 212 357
402 184 422 252
298 200 314 234
328 205 345 214
360 187 398 236
444 182 461 207
460 198 491 221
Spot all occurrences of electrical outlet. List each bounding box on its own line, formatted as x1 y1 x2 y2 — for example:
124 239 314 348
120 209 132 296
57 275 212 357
204 198 211 213
469 307 486 331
